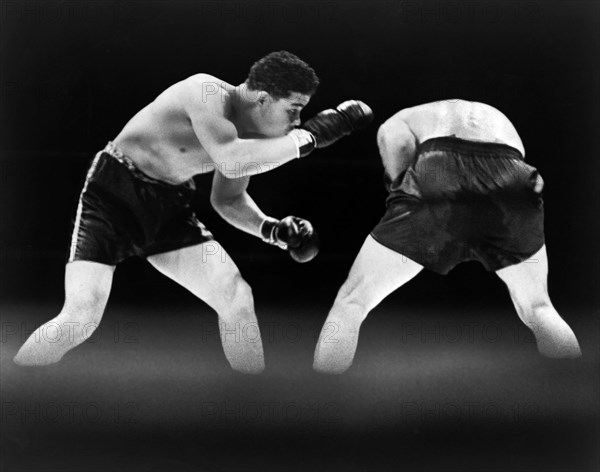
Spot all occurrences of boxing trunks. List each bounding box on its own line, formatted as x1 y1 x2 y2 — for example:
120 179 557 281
68 142 213 265
371 136 545 274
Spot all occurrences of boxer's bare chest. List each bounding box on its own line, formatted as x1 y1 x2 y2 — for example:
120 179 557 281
113 91 236 184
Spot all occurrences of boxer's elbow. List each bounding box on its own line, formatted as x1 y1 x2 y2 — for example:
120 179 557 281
210 195 233 222
211 196 247 229
210 190 244 214
209 191 223 210
210 192 232 212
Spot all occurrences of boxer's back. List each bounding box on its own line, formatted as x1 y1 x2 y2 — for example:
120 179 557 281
397 100 525 156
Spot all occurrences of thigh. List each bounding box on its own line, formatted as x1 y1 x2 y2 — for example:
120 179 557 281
146 241 244 309
338 235 423 311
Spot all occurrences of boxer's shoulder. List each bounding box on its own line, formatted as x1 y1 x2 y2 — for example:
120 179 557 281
381 101 524 153
414 99 510 125
378 110 417 146
182 74 233 101
174 74 234 121
378 115 413 142
183 73 233 90
379 105 427 139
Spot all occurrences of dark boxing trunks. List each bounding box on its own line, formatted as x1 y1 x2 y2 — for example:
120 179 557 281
371 136 544 274
68 142 213 265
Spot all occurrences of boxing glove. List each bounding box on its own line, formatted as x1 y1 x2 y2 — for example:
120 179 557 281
260 216 320 263
302 100 374 149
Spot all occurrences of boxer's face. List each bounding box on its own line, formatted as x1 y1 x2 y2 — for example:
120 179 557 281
257 92 311 137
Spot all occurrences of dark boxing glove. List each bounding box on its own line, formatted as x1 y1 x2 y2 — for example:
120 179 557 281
260 216 320 263
301 100 374 149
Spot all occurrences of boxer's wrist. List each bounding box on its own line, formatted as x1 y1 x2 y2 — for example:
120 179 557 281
259 217 287 249
288 129 316 158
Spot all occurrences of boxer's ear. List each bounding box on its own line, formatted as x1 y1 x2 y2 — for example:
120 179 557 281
256 91 270 106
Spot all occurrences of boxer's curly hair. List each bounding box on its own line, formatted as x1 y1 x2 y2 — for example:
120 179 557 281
246 51 319 99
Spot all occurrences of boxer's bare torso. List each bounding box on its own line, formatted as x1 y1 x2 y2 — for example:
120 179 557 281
379 100 526 181
113 74 238 185
398 100 524 154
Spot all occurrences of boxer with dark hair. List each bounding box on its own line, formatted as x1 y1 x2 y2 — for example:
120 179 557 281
14 50 373 373
314 100 581 374
246 50 320 99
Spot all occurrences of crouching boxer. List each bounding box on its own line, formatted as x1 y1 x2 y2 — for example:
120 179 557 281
14 51 373 373
314 99 581 374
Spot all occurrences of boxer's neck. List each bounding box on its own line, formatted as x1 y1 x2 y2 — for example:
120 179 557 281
230 83 265 135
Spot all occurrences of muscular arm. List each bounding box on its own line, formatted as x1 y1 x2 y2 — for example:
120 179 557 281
180 76 301 180
209 170 268 237
190 111 300 178
377 116 418 183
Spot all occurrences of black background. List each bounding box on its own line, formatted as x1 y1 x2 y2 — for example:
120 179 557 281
1 1 599 472
1 0 598 307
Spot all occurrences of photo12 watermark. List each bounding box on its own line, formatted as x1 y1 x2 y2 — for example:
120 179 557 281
1 401 140 425
399 401 541 424
1 321 140 345
199 320 321 345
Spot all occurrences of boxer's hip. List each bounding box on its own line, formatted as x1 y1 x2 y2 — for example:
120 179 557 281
391 136 538 202
372 136 544 274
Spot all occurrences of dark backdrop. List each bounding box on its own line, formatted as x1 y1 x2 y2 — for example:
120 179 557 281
1 0 598 312
1 2 599 472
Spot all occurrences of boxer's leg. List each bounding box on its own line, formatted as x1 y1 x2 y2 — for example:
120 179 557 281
14 261 115 366
496 245 581 358
313 235 423 374
147 241 264 374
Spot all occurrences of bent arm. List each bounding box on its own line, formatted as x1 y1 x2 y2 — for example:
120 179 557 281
209 169 269 237
377 117 418 184
189 109 300 179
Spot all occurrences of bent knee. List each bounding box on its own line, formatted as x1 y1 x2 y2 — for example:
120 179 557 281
511 293 554 324
231 274 253 305
333 286 370 320
63 287 110 319
526 299 555 318
211 273 254 310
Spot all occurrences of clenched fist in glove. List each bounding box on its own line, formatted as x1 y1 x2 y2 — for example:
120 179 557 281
260 216 320 263
287 100 374 157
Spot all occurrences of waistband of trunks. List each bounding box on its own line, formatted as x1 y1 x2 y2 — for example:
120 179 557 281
101 141 193 188
418 136 524 161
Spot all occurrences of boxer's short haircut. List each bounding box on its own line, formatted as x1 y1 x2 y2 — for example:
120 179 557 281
246 50 319 99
